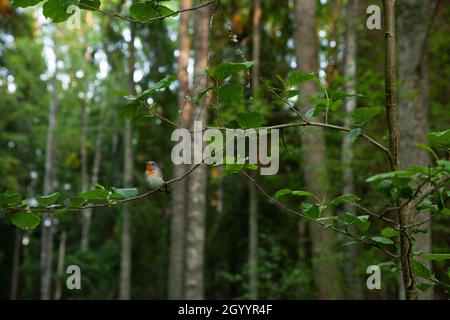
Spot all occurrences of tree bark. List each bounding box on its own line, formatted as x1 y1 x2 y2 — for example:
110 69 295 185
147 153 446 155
41 75 58 300
81 107 105 252
185 3 209 300
248 0 262 300
54 232 67 300
382 0 417 300
10 229 21 300
397 0 432 300
341 0 363 300
169 0 192 300
293 0 342 300
80 102 90 252
119 23 136 300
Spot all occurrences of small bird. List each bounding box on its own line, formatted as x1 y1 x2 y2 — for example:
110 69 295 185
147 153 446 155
145 161 169 193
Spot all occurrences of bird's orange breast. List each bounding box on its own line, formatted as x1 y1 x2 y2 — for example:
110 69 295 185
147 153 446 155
145 165 154 175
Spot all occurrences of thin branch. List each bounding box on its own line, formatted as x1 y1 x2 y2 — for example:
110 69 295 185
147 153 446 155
242 171 397 258
78 1 216 25
7 164 202 214
350 202 397 225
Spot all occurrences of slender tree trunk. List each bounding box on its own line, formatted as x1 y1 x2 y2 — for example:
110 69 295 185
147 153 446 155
81 108 105 252
341 0 363 300
169 0 192 300
185 4 210 300
41 76 58 300
10 229 21 300
54 232 67 300
248 0 262 300
119 23 136 300
80 102 90 252
382 0 417 300
398 0 432 300
293 0 342 300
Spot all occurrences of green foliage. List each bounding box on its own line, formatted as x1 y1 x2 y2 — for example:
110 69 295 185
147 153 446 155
10 212 41 230
130 1 175 22
209 61 253 81
36 192 60 206
352 107 382 126
236 112 264 129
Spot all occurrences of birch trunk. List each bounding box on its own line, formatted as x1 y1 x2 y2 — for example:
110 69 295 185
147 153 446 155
119 23 136 300
185 4 210 300
40 76 58 300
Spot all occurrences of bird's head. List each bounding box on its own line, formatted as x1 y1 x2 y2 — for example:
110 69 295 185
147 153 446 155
146 161 158 173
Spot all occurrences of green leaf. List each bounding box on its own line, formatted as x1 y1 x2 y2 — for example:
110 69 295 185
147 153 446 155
11 212 41 230
52 208 68 218
194 87 211 105
303 203 320 219
68 197 86 207
370 236 394 245
137 75 176 101
381 227 400 238
354 215 370 231
130 1 158 22
79 0 100 10
413 260 433 280
344 212 356 224
417 282 434 292
36 192 60 206
43 0 76 23
79 189 109 200
275 188 291 198
441 208 450 216
330 99 343 111
426 254 450 262
0 191 22 206
286 71 316 86
427 130 450 150
236 112 264 129
217 83 243 104
291 191 314 197
11 0 45 7
329 194 360 206
212 61 254 81
348 128 362 143
352 107 382 126
111 187 139 199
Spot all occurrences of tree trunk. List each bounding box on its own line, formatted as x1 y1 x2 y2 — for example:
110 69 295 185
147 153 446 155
80 102 90 252
54 232 67 300
10 229 21 300
81 108 105 252
397 0 432 300
41 75 58 300
185 4 210 300
169 0 192 300
382 0 417 300
119 23 136 300
341 0 363 300
293 0 342 300
248 0 262 300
